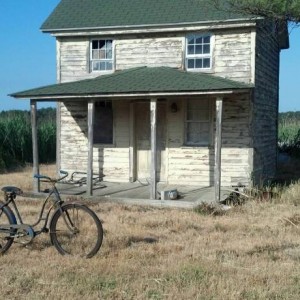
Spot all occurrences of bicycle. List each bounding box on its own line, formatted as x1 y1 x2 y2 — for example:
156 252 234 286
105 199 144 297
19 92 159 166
0 171 103 258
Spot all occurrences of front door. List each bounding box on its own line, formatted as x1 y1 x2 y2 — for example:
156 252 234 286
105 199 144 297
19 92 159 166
135 102 166 181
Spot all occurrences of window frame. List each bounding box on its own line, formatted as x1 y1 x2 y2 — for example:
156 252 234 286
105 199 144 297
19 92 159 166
184 99 213 147
93 100 114 145
90 39 115 73
185 33 213 72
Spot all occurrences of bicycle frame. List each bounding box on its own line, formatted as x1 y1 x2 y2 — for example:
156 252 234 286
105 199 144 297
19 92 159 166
0 181 64 236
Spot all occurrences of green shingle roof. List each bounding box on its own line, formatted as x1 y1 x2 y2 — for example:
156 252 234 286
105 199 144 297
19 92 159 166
11 67 253 99
41 0 253 32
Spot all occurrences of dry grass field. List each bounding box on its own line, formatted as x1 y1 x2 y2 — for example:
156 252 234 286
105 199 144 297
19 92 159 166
1 165 300 299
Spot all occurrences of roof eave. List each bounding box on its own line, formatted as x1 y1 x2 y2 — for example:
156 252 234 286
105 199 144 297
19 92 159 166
12 88 253 101
41 17 260 34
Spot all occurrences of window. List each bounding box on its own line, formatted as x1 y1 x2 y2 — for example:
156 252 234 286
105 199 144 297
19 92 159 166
185 99 211 146
186 34 212 70
91 39 113 72
94 101 113 144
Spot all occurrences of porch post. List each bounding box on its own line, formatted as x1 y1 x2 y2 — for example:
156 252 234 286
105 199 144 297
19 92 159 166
150 98 157 200
214 97 223 203
56 102 61 177
87 100 95 196
30 100 40 193
129 102 136 182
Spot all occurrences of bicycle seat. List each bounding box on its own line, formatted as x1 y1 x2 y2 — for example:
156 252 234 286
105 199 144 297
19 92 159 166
1 186 23 195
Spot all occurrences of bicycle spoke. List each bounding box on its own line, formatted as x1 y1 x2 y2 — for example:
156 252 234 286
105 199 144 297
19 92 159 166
50 204 103 258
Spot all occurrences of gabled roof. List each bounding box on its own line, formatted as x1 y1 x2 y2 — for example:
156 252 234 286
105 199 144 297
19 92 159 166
11 67 253 100
41 0 253 32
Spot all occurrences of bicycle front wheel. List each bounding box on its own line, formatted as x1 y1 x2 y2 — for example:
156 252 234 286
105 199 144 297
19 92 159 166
0 202 16 254
50 203 103 258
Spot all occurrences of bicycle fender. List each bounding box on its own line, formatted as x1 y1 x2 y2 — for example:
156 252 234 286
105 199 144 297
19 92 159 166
49 202 87 227
0 200 17 224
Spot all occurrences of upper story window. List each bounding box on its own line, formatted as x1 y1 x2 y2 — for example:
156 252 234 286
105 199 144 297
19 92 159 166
185 99 212 146
91 39 114 72
186 34 212 71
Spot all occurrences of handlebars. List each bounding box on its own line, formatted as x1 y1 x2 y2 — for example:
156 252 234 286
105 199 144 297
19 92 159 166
34 170 69 183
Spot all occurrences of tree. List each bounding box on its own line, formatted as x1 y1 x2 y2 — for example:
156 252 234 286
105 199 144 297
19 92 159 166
213 0 300 23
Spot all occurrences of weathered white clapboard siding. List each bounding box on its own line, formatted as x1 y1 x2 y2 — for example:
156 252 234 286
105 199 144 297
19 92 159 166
58 37 94 83
115 36 183 69
214 30 252 83
252 21 279 183
101 102 130 182
59 101 131 182
58 30 253 84
166 95 252 186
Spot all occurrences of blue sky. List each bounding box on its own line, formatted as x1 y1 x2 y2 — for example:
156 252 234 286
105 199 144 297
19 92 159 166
0 0 299 112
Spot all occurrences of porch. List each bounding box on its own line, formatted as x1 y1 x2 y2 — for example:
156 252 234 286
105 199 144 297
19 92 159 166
57 181 231 209
11 67 253 204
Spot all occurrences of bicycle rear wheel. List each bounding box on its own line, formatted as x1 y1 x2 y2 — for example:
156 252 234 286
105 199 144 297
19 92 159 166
0 201 16 254
50 203 103 258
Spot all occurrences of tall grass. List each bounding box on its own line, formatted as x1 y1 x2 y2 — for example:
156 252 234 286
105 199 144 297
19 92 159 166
0 108 56 172
278 111 300 155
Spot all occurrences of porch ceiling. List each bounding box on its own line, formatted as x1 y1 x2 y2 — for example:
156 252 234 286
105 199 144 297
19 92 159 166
10 66 253 100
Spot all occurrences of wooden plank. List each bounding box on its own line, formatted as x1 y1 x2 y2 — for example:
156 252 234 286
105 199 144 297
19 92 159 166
214 97 223 203
30 100 40 193
129 102 136 182
87 101 95 196
150 99 157 200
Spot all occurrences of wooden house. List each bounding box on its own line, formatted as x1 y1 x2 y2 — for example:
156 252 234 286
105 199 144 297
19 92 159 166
11 0 289 200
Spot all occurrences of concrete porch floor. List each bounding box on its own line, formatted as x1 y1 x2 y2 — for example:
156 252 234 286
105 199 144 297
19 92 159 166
57 181 231 209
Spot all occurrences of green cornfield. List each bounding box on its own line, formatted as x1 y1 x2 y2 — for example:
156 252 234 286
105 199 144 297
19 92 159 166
278 111 300 156
0 108 56 172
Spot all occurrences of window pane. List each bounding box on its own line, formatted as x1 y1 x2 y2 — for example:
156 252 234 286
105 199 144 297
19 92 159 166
203 58 211 68
92 50 99 59
200 123 210 132
99 40 105 49
187 110 196 120
195 59 203 68
93 61 101 71
203 36 210 43
100 62 106 70
188 36 195 44
195 37 203 44
92 40 99 49
203 44 210 54
106 40 112 49
186 123 209 144
187 123 200 143
106 50 112 59
195 45 202 54
98 50 105 59
106 61 113 70
188 99 209 109
185 99 210 145
187 109 209 121
188 45 194 55
187 59 194 69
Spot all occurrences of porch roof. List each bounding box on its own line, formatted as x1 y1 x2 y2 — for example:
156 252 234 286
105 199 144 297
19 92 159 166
10 67 253 100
